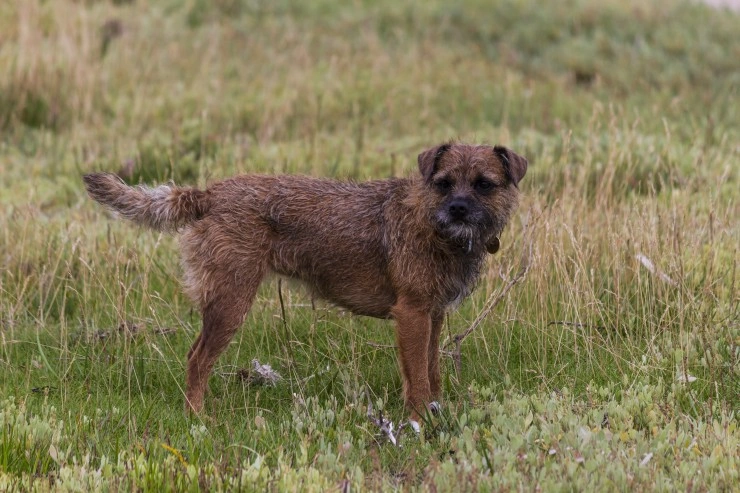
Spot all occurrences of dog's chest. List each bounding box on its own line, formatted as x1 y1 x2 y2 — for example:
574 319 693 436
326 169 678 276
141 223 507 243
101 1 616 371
437 253 485 308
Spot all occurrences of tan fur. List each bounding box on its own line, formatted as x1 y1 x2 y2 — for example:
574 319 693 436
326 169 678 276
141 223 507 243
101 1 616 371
83 143 527 419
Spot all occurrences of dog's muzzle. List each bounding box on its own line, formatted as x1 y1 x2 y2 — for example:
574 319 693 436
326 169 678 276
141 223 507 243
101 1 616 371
434 198 495 254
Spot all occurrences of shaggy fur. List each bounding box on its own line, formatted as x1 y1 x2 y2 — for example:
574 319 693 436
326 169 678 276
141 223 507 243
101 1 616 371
83 143 527 418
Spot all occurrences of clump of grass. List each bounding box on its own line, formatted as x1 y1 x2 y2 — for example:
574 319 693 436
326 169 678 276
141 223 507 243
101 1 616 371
116 117 217 185
0 1 106 133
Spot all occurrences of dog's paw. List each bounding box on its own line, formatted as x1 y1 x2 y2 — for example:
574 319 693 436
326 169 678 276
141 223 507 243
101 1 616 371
409 420 421 434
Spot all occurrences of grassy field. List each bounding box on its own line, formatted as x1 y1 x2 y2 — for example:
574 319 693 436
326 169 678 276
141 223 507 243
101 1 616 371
0 0 738 490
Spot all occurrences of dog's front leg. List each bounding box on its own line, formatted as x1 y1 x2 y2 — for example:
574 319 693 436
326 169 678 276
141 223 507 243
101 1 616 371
391 296 432 421
428 311 445 401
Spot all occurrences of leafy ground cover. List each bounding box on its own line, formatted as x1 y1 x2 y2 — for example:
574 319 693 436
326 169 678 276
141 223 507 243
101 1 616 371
0 0 737 490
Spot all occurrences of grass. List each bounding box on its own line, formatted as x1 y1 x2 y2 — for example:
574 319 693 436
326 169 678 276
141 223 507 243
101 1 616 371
0 0 738 490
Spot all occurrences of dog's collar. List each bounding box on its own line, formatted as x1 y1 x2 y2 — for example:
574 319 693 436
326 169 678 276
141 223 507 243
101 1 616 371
486 236 500 254
451 236 500 255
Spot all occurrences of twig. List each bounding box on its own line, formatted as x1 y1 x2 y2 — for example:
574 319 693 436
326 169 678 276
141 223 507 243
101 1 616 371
277 278 297 370
635 253 677 287
366 341 396 350
366 390 400 446
444 214 536 377
277 278 288 331
547 321 606 331
448 258 530 376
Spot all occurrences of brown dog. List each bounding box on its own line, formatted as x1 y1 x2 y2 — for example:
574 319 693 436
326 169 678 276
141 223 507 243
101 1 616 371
83 143 527 420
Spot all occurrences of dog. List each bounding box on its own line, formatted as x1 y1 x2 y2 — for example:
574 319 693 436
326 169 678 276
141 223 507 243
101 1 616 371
83 142 527 421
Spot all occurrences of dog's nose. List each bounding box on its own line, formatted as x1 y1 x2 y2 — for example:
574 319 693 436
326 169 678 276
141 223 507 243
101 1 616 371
448 200 469 219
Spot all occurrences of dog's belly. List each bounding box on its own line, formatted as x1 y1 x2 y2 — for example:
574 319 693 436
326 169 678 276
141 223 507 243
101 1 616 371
312 272 396 318
258 178 401 318
270 251 396 318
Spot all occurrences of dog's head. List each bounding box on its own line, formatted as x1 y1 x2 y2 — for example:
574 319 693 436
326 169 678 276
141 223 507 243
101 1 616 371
417 143 527 254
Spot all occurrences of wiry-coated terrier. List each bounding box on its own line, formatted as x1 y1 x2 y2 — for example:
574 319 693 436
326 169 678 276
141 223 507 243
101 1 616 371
84 143 527 421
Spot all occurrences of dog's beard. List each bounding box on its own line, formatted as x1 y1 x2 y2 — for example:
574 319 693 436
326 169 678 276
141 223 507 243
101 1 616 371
434 206 508 255
435 212 485 254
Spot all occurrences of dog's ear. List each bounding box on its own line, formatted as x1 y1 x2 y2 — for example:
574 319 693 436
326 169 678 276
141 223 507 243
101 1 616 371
418 143 451 182
493 146 528 187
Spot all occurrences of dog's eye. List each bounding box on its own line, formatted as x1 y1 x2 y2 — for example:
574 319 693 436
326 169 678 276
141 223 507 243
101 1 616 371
435 179 453 192
474 179 495 192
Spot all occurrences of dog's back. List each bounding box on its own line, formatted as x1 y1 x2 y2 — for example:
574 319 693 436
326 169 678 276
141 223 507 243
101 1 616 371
191 175 407 318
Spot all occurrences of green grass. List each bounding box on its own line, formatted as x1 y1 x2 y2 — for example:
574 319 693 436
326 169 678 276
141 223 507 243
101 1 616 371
0 0 738 490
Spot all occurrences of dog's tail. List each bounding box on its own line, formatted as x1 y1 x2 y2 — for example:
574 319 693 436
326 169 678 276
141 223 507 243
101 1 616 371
83 173 210 232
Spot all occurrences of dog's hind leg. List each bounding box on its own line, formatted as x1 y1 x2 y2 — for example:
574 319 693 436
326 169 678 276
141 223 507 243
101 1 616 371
185 266 265 414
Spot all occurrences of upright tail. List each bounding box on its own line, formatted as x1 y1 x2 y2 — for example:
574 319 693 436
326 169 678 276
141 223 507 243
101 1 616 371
83 173 210 231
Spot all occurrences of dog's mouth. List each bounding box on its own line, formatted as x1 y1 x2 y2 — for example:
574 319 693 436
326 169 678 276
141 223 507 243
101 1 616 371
434 204 506 255
434 215 482 254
